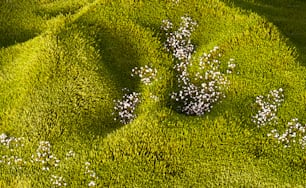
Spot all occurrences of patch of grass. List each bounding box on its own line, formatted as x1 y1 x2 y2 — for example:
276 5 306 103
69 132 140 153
0 0 306 187
222 0 306 65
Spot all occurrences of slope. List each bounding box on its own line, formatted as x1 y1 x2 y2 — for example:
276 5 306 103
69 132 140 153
0 0 305 187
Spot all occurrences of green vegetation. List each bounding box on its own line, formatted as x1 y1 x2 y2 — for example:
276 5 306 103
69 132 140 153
223 0 306 65
0 0 305 187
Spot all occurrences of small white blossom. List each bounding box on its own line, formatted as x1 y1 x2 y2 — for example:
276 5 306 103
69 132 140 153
0 133 24 149
0 133 7 140
84 162 98 186
227 59 236 74
149 93 159 101
113 89 141 124
131 65 157 85
65 150 75 159
162 16 197 62
162 17 231 115
31 141 60 170
170 46 229 115
252 88 284 127
88 181 96 187
268 118 306 149
51 175 67 187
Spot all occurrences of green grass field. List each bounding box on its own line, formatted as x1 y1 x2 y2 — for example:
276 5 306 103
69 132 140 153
0 0 305 187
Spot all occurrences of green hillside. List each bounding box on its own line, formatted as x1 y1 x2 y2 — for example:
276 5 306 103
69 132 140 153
0 0 305 187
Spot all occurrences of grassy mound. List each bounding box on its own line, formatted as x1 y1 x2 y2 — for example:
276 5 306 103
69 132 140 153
0 0 305 187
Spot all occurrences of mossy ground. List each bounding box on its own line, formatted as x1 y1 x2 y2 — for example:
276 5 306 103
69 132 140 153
0 0 305 187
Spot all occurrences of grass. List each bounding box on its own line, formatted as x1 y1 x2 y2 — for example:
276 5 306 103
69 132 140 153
0 0 306 187
222 0 306 65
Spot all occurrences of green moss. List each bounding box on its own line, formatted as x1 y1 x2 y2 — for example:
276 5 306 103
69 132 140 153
0 0 305 186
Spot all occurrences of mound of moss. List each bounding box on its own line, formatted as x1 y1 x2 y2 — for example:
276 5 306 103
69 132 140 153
0 0 305 187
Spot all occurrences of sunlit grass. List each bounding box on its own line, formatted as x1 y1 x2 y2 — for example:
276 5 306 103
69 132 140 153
0 0 305 187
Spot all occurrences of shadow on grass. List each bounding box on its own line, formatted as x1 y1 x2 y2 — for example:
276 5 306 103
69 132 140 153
68 22 143 139
0 27 39 48
0 5 146 142
222 0 306 65
0 1 42 48
95 29 140 92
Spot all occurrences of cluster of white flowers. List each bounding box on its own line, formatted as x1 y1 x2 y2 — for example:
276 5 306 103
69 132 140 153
0 133 26 169
131 65 157 85
65 149 75 159
113 89 141 124
114 63 158 124
0 134 99 186
161 16 197 63
172 47 230 115
50 175 67 187
162 17 233 115
252 88 284 127
31 141 60 171
227 59 236 74
0 133 24 149
268 118 306 149
149 93 159 101
0 155 26 169
88 181 96 187
253 89 306 150
85 162 98 187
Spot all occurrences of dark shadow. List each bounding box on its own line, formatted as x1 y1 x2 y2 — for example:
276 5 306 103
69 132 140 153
15 23 143 142
90 30 139 93
33 0 86 20
0 2 144 141
222 0 306 65
0 27 39 48
60 18 143 139
0 1 42 48
0 0 84 48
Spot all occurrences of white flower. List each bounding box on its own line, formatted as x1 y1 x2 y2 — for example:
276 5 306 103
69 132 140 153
269 118 306 149
51 175 67 187
131 65 157 85
113 90 141 124
0 133 7 140
252 88 284 127
161 16 233 116
88 181 96 187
